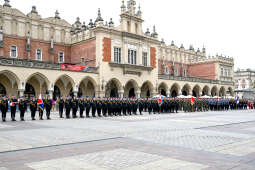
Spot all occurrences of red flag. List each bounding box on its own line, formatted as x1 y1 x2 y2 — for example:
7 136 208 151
190 97 195 105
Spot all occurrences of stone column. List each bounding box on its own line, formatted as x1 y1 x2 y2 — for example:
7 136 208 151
119 91 124 98
18 90 25 97
48 90 54 99
136 90 141 98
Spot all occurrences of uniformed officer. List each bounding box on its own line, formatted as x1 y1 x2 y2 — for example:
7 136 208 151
138 99 144 115
91 98 97 117
78 97 85 118
96 98 102 117
102 98 108 117
64 96 71 119
85 97 91 118
58 96 65 118
45 95 52 120
1 96 8 122
19 96 27 121
10 95 18 121
71 96 78 118
30 97 38 120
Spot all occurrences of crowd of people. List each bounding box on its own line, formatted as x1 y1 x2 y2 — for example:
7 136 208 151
0 95 254 122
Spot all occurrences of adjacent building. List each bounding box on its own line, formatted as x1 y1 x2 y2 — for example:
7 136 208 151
0 0 234 99
235 69 255 99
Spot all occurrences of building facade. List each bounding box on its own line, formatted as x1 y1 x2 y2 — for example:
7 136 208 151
235 69 255 99
0 0 234 99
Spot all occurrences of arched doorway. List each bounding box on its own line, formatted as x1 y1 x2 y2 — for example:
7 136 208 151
211 86 218 97
219 87 226 97
129 88 135 98
0 70 20 97
192 85 201 97
54 74 75 97
202 86 210 96
171 90 177 97
26 72 49 97
79 79 96 97
182 84 191 96
0 83 6 96
105 79 121 97
124 80 138 98
160 89 166 96
24 83 36 99
170 83 180 97
141 81 154 98
158 82 168 97
53 85 61 100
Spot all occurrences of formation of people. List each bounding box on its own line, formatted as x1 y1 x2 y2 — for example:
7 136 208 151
0 95 254 122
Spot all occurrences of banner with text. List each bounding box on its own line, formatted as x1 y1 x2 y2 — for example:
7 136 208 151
61 64 89 72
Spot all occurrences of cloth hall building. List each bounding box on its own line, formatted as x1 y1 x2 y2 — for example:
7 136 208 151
0 0 234 99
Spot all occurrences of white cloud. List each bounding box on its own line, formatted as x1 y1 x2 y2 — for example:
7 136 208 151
6 0 255 69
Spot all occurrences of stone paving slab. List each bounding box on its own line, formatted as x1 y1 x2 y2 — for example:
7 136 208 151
208 139 255 156
26 149 209 170
0 110 255 170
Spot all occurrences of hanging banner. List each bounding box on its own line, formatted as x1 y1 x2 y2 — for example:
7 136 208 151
61 64 89 72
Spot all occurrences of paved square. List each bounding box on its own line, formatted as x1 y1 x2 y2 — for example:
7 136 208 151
0 110 255 170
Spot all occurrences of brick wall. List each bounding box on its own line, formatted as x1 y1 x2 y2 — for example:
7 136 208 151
188 62 216 80
158 59 188 76
3 36 27 59
150 47 156 68
71 39 96 67
102 37 111 62
3 36 71 63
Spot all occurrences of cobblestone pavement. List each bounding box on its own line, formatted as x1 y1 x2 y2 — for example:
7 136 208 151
0 110 255 170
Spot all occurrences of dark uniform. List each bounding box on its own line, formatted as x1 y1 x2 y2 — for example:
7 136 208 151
19 98 27 121
91 100 96 117
96 99 102 117
45 98 52 120
30 98 38 120
65 98 71 119
71 98 78 118
10 97 18 121
79 98 85 118
1 97 8 122
85 99 91 118
58 98 65 118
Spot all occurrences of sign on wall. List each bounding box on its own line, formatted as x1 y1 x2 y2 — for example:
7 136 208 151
61 64 89 72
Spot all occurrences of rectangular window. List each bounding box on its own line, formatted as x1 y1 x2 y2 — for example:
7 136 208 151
184 70 187 77
10 46 17 58
59 52 64 63
221 68 224 76
114 47 121 63
128 49 137 65
36 49 42 61
165 66 169 74
175 68 179 76
142 52 148 66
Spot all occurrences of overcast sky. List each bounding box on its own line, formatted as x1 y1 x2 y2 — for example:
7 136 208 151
6 0 255 70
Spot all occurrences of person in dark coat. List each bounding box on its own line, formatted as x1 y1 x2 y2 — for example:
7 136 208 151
58 96 65 118
10 95 18 121
0 96 8 122
19 97 27 121
79 97 85 118
30 97 38 120
45 96 52 120
64 97 71 119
